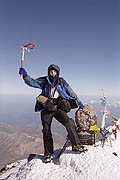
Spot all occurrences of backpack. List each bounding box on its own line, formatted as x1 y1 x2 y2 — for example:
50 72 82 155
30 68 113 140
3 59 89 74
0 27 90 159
75 104 97 131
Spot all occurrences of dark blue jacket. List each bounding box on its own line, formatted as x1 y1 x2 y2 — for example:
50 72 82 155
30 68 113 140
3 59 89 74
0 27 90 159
23 75 82 112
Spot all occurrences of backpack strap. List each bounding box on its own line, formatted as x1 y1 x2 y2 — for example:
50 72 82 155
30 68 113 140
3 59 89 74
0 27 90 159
59 77 65 86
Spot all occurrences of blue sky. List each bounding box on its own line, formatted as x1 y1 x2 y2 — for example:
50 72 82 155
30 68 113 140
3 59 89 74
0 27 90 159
1 0 120 96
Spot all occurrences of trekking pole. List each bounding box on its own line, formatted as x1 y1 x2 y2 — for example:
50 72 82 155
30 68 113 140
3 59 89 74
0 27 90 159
20 43 35 78
57 137 69 160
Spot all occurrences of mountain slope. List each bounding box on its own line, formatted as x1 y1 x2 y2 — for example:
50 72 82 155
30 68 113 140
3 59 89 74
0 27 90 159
0 123 65 169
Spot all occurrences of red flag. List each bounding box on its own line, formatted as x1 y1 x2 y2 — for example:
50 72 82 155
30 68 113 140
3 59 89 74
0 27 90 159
106 109 111 116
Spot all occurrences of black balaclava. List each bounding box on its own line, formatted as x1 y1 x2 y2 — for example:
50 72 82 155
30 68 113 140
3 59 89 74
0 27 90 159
48 64 60 87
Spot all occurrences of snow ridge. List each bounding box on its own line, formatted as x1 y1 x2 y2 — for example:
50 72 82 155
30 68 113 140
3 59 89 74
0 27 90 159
0 137 120 180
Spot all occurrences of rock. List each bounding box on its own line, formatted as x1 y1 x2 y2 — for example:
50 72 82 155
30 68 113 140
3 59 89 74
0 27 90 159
75 104 97 131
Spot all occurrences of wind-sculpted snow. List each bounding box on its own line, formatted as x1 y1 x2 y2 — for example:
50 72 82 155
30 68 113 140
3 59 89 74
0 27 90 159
0 135 120 180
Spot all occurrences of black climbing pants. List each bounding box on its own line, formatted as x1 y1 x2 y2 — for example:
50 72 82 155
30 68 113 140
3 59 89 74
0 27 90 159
41 109 80 156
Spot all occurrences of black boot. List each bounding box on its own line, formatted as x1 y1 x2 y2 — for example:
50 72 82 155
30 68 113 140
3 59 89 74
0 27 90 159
44 154 51 163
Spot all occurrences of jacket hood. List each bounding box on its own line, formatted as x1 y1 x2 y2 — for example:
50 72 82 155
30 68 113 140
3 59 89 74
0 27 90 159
48 64 60 76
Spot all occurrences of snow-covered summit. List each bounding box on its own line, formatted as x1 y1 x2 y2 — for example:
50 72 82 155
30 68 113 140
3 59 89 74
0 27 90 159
0 136 120 180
